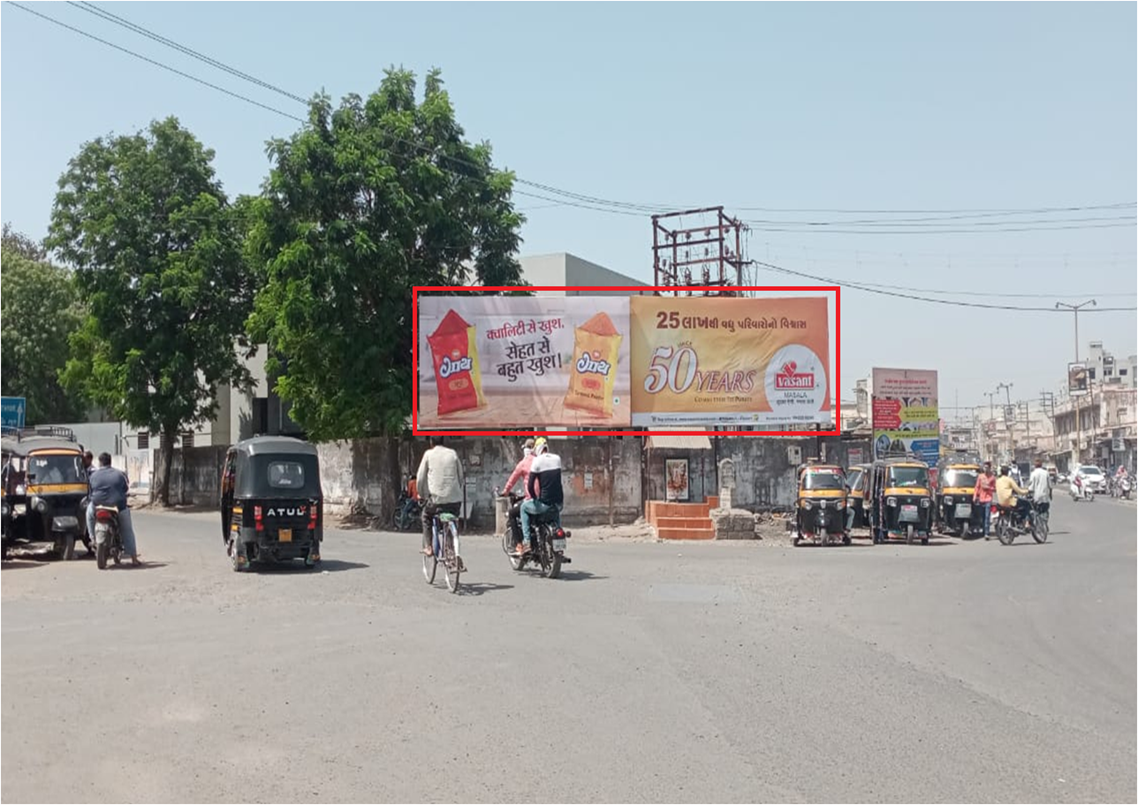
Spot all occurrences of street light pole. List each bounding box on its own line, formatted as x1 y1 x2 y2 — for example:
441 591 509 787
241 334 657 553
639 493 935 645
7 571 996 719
984 390 999 462
998 382 1014 461
1056 299 1096 467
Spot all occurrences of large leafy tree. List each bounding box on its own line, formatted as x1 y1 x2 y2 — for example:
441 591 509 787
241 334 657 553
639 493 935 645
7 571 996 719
247 68 526 441
47 117 253 504
0 232 87 423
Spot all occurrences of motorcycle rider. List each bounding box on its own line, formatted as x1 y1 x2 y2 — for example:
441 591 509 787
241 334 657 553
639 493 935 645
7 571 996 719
86 452 141 565
416 436 464 558
996 465 1032 526
516 437 563 556
1028 457 1051 518
498 438 535 550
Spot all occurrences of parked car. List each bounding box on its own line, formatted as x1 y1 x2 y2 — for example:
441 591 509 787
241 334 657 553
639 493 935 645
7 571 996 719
1075 465 1108 494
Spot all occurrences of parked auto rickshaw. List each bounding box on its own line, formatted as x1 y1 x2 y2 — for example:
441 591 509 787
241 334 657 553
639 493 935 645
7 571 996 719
1 428 88 560
845 463 870 528
935 454 984 538
791 462 850 546
867 456 934 545
220 436 323 572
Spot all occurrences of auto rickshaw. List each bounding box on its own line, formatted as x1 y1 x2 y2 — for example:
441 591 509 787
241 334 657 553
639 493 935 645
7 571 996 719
867 456 934 545
935 453 984 538
1 428 88 560
791 462 850 546
220 436 323 572
845 463 870 528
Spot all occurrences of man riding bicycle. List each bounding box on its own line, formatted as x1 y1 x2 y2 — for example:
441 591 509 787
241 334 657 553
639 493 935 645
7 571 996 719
516 437 563 556
416 436 464 558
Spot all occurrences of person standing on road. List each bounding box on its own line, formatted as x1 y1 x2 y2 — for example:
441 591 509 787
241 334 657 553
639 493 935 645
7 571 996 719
1028 457 1051 516
86 453 141 565
416 436 464 557
974 462 997 540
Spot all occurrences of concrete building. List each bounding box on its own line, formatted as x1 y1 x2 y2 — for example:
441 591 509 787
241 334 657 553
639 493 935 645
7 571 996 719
519 252 651 296
1085 341 1137 389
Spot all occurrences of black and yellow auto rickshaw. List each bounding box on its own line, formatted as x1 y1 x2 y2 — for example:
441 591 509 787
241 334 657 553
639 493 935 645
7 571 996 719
867 456 934 545
220 436 323 572
935 454 984 538
1 428 88 560
845 463 870 528
791 462 850 546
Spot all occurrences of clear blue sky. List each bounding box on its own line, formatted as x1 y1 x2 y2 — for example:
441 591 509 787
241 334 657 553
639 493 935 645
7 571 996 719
3 2 1135 416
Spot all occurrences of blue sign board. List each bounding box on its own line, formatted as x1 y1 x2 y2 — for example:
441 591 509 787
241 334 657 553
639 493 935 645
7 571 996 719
1 397 27 430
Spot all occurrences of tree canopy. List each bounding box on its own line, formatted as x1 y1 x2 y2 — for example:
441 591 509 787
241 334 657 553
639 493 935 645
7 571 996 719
47 116 253 502
0 233 87 424
246 68 527 440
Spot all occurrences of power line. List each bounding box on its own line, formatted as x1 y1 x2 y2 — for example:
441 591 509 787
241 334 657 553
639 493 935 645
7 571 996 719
12 2 1138 234
755 260 1138 312
7 2 304 123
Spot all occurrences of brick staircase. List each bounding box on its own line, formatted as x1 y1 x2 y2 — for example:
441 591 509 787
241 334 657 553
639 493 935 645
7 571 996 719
647 496 718 540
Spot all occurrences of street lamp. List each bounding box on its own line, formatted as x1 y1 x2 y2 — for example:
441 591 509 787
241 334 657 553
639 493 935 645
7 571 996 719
1056 299 1096 466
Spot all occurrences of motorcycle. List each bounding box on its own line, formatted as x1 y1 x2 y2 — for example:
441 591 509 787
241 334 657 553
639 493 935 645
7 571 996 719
1070 476 1094 503
392 489 421 532
994 495 1047 545
498 490 571 578
92 505 123 569
1119 476 1132 500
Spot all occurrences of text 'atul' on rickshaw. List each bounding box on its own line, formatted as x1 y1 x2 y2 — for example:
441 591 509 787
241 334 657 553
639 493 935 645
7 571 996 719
789 461 850 546
219 436 323 572
866 455 934 545
935 452 984 539
2 427 88 560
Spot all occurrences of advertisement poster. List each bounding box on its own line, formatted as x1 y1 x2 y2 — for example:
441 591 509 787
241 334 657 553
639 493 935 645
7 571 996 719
417 297 632 428
629 297 831 427
1068 362 1089 396
871 367 939 466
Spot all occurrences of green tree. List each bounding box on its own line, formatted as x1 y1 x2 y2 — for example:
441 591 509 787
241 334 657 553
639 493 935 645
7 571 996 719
47 117 253 504
247 68 526 442
0 237 87 424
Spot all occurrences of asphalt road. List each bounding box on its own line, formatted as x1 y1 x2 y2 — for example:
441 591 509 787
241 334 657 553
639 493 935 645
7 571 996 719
2 495 1135 803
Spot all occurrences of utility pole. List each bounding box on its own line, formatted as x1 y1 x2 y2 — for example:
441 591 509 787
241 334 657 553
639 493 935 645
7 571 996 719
997 382 1015 461
1056 299 1096 466
984 390 999 462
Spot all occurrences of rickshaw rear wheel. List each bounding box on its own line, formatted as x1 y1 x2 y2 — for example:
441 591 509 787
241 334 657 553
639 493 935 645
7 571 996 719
58 534 76 561
905 525 915 545
842 533 851 546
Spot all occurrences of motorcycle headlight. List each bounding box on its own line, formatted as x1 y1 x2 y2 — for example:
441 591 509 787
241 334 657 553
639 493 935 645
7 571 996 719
31 496 47 513
944 495 954 505
1 503 8 517
886 497 897 507
921 498 931 508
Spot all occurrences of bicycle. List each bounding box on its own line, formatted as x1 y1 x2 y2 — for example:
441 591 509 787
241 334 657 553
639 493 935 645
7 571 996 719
422 510 463 593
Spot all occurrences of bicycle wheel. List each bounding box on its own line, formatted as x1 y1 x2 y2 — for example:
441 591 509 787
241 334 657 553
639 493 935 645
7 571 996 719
1032 510 1049 544
443 523 460 593
422 530 438 584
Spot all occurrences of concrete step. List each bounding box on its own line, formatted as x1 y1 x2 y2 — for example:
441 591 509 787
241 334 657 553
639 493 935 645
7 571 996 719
654 516 714 530
650 502 711 519
655 526 716 541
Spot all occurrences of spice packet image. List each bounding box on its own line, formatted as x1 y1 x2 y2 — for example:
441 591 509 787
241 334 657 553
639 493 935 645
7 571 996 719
564 311 622 417
427 309 486 416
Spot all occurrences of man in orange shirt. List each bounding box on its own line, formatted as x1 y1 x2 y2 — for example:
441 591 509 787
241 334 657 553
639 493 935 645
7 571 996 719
973 462 997 539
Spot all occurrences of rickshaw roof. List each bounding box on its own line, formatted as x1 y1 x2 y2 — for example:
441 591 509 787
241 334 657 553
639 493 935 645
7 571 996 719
231 436 318 458
801 464 844 473
1 437 84 457
877 458 929 468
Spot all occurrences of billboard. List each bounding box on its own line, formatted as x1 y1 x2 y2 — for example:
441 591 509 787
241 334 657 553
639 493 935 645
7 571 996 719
1 397 26 430
871 368 939 466
417 296 632 429
1068 362 1089 397
628 296 831 427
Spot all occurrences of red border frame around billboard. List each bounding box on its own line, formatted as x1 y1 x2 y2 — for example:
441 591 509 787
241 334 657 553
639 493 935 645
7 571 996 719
412 285 841 437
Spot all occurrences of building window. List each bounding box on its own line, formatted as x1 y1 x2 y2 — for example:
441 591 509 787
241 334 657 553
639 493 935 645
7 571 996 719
1089 368 1097 380
1121 368 1129 376
1119 407 1129 419
137 431 149 450
181 431 195 449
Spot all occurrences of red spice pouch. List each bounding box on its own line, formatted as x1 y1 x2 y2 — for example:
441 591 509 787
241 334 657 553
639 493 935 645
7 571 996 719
564 311 622 417
427 309 486 416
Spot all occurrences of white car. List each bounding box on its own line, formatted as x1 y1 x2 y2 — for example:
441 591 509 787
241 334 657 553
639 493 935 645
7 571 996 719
1075 465 1107 494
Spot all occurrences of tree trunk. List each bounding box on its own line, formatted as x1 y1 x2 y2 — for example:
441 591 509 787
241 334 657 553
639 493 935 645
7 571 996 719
383 434 401 524
154 427 177 507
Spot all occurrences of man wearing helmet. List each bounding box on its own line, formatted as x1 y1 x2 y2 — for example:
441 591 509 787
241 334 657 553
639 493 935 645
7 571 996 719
516 437 564 556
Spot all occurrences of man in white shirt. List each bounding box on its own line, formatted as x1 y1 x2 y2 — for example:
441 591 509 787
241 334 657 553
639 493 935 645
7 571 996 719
1028 457 1051 510
416 436 464 556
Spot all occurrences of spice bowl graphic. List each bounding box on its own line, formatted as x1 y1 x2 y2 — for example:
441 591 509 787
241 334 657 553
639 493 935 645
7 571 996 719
427 309 486 415
564 311 622 417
